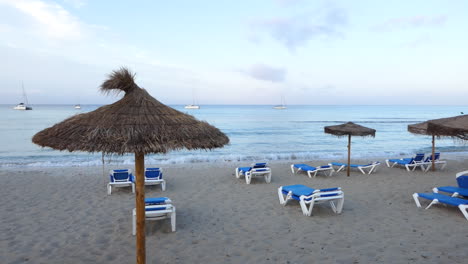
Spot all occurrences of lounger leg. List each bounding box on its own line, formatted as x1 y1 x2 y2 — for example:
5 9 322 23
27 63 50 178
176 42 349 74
425 199 439 210
235 168 240 179
440 162 447 170
328 169 334 177
300 199 313 216
107 184 112 195
290 165 295 174
161 181 166 191
278 188 291 205
171 207 176 231
245 173 251 184
307 170 318 178
132 183 135 193
432 187 439 193
459 205 468 221
385 160 390 167
358 167 366 174
331 197 344 214
412 193 422 208
337 165 345 172
265 172 271 183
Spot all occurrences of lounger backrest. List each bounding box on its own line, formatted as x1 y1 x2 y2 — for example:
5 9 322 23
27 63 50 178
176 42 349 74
111 170 131 182
414 153 425 162
457 175 468 188
253 163 267 169
424 153 440 162
145 168 162 179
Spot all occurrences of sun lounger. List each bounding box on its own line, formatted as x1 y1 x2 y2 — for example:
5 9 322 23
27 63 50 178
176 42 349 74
329 162 380 174
108 169 135 195
132 197 176 235
278 184 344 216
291 164 334 177
385 153 425 171
433 170 468 197
420 153 447 172
412 192 468 220
235 162 271 184
144 168 166 191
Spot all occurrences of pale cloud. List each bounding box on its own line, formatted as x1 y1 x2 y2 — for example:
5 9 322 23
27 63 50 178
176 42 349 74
0 0 83 40
249 5 348 51
373 15 447 32
63 0 86 8
242 64 287 83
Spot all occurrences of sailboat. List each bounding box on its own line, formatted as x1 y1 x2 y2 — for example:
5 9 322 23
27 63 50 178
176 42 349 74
74 104 81 109
184 89 200 109
13 82 33 110
273 95 287 110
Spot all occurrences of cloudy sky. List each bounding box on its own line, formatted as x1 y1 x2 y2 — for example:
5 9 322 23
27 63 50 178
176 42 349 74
1 0 467 105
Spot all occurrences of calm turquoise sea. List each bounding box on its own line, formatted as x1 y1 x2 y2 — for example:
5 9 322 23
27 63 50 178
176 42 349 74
1 104 467 167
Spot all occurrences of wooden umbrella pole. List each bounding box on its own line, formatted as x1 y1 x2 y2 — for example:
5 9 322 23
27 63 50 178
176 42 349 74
432 135 435 172
135 152 146 264
347 134 351 177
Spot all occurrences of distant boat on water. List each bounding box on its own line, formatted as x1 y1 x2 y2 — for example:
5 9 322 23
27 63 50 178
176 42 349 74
74 104 81 109
184 104 200 109
13 83 32 110
185 88 200 109
273 95 287 110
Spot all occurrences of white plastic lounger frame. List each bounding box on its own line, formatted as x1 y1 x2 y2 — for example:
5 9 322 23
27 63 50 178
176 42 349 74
144 168 166 191
290 164 334 178
245 167 271 184
422 161 447 172
329 162 380 175
412 193 468 220
433 170 468 197
108 169 135 195
132 204 176 235
278 186 344 216
385 154 425 172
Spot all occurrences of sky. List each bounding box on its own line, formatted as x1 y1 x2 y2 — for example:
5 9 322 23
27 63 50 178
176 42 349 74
0 0 467 105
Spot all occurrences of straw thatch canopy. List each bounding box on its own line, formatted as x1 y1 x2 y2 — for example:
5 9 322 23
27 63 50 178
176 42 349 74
32 68 229 154
408 121 429 135
324 122 376 137
426 114 468 140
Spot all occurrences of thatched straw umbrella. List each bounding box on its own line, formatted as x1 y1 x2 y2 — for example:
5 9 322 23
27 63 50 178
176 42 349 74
409 115 468 172
32 68 229 264
324 122 376 176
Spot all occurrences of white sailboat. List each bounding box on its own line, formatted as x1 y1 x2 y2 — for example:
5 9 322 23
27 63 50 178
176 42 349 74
184 89 200 109
13 83 33 110
273 95 287 110
74 104 81 109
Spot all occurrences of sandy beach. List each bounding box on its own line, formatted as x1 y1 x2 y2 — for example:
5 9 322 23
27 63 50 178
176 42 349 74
1 157 467 264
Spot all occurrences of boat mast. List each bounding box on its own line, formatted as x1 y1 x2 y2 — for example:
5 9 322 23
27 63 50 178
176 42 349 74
22 81 29 105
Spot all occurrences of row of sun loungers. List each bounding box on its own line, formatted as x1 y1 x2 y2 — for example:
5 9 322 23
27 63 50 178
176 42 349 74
386 152 447 172
110 154 464 236
107 167 166 195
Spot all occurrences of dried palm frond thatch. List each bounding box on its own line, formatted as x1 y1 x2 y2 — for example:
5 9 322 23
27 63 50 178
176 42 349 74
324 122 376 137
32 68 229 154
324 122 376 176
426 114 468 140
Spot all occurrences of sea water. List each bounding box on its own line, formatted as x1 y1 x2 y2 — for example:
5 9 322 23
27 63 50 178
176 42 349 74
1 104 467 167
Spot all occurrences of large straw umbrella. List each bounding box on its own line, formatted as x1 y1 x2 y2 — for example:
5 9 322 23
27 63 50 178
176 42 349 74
324 122 376 176
32 68 229 264
409 115 468 172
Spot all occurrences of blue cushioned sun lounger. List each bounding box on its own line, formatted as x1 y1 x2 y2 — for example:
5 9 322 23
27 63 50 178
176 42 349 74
144 167 166 191
291 163 334 177
108 169 135 195
386 153 425 171
133 197 176 235
433 171 468 197
329 162 380 174
420 153 447 172
412 192 468 220
235 162 271 184
278 184 344 216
